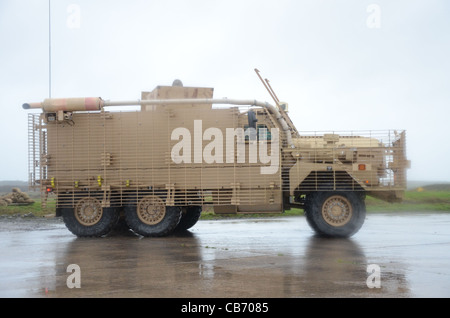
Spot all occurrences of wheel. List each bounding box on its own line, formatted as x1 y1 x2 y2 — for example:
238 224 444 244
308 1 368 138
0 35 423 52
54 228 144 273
175 206 202 231
304 191 366 238
124 195 182 237
62 197 120 237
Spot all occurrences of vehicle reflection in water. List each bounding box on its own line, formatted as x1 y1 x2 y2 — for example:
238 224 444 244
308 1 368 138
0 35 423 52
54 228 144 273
50 230 207 297
40 224 409 298
290 236 409 297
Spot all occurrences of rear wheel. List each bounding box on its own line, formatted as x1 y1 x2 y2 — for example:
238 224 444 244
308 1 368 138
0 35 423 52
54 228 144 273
124 195 182 237
305 191 366 238
62 197 120 237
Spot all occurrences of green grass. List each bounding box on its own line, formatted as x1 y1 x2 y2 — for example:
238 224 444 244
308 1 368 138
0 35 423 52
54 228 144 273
366 190 450 212
1 190 449 219
0 199 55 218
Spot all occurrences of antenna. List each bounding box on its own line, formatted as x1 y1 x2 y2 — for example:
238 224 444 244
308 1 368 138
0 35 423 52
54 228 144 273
254 68 299 136
48 0 52 98
265 78 280 103
254 68 278 106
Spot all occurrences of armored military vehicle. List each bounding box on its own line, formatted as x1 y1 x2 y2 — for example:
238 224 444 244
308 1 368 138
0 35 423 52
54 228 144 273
23 78 409 238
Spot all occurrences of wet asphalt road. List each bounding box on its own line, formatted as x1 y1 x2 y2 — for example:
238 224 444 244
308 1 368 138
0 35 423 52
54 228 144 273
0 212 449 298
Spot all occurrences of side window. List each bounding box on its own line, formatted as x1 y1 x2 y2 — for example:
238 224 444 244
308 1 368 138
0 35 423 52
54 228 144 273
257 124 271 141
243 124 272 141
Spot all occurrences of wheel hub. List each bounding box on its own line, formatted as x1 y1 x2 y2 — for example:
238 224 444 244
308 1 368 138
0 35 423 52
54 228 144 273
75 197 103 226
322 195 352 226
137 196 166 225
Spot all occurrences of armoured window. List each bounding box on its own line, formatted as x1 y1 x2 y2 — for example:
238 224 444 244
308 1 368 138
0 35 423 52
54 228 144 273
243 124 272 141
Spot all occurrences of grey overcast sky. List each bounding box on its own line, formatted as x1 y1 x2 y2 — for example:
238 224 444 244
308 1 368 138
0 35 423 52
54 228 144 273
0 0 449 182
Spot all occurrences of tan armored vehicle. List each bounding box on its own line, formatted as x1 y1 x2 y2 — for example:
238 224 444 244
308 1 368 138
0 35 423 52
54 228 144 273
23 78 409 238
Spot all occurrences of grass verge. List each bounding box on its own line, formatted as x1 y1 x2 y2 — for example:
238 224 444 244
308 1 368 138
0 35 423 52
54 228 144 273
366 190 450 212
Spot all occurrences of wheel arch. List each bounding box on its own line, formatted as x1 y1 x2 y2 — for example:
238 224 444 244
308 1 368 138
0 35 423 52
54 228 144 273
293 170 365 198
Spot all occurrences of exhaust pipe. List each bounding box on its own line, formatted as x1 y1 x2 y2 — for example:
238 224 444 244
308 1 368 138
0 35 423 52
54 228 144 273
22 97 104 112
23 97 294 147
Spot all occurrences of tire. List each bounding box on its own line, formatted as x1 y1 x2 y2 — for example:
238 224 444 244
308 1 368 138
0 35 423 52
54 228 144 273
62 197 120 237
124 195 182 237
109 215 136 236
304 191 366 238
175 206 202 231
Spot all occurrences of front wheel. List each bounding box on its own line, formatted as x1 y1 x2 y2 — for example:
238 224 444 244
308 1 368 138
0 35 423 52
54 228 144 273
305 191 366 238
